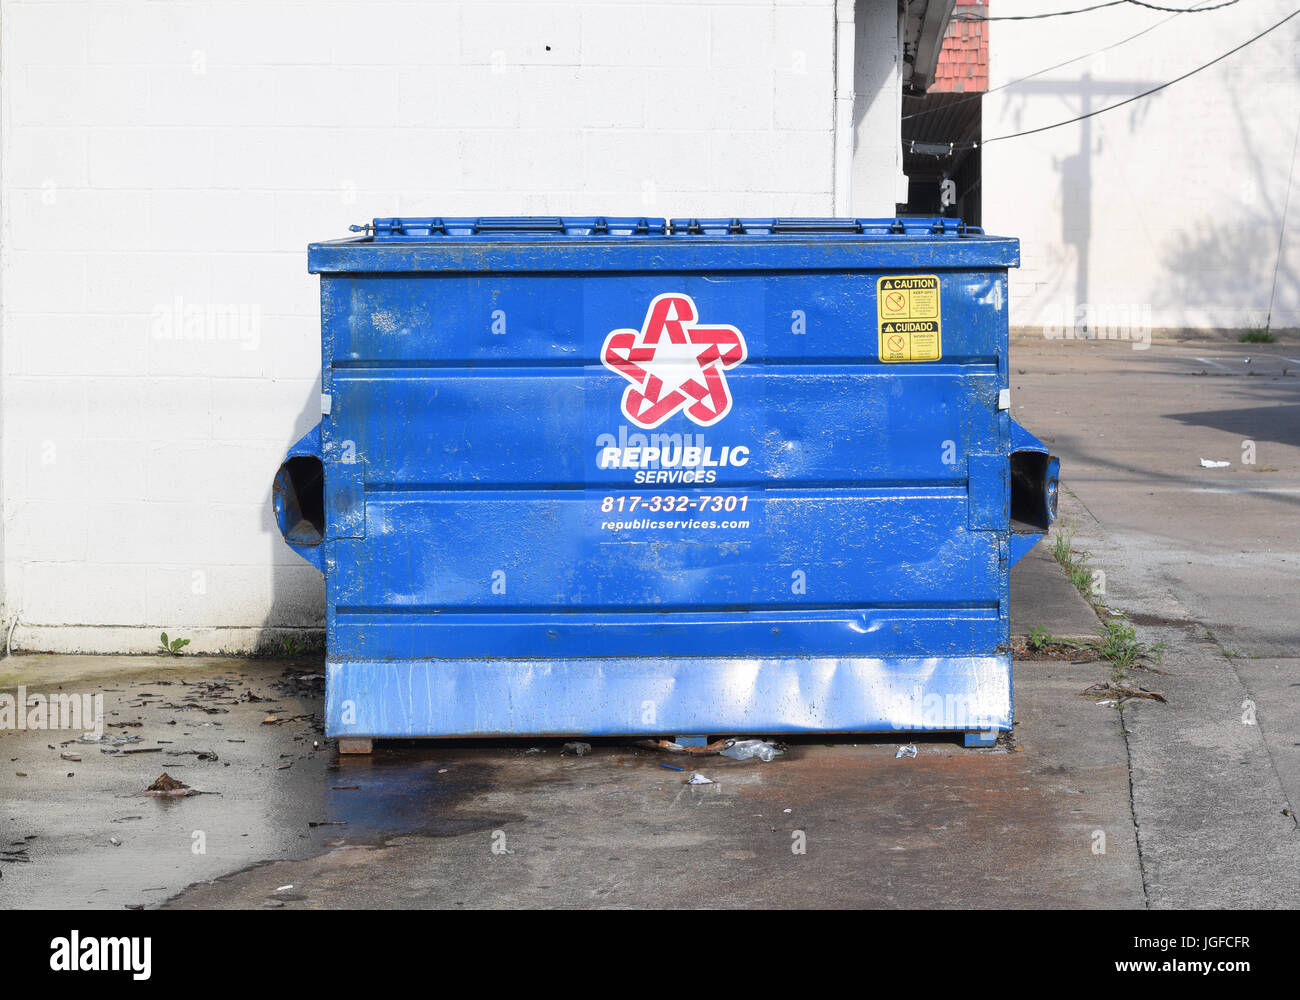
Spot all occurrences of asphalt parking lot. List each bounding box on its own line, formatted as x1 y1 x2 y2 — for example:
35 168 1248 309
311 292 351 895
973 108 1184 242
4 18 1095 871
1 336 1296 909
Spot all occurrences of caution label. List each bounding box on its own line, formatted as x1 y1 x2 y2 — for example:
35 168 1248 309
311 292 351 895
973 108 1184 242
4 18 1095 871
877 275 942 362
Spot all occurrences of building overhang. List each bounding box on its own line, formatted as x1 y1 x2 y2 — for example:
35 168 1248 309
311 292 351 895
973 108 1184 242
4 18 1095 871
904 0 959 94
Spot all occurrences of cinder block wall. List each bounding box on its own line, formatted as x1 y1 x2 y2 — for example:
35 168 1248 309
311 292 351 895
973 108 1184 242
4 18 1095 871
984 0 1300 334
0 0 838 653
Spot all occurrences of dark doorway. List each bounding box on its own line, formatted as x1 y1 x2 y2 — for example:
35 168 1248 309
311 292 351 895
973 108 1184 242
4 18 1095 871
901 92 982 226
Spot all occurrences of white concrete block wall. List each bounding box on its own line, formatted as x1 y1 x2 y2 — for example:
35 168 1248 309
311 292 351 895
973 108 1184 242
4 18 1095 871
0 0 844 653
984 0 1300 333
851 0 904 215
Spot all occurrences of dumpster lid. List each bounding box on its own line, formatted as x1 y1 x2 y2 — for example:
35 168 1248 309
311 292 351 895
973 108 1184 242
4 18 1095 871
309 216 1019 272
354 216 982 240
365 217 669 239
669 217 980 236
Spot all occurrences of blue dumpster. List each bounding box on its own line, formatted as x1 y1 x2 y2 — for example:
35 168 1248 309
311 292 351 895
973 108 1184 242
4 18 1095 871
274 216 1057 751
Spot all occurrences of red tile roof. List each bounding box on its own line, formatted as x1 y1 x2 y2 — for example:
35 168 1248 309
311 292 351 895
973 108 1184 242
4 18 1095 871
932 0 988 94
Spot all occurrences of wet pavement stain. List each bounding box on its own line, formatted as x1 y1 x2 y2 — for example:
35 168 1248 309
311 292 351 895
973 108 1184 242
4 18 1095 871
323 751 524 840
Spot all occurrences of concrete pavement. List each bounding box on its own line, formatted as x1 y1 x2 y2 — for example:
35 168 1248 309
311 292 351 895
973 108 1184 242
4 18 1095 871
0 650 1142 909
1012 336 1300 908
1010 544 1101 639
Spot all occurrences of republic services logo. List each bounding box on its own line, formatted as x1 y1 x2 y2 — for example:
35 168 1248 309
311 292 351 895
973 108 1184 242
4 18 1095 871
600 293 747 429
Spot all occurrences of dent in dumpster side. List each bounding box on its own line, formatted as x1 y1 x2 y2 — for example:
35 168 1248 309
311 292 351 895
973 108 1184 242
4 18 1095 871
276 217 1057 749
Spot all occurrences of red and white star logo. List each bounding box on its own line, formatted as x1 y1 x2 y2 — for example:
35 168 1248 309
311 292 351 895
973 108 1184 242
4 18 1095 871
601 294 747 429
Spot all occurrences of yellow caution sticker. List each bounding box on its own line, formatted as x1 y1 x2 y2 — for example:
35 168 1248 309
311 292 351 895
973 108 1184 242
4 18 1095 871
877 274 942 363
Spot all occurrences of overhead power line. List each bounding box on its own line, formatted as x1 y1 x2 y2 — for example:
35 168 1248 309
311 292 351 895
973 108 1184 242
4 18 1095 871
1125 0 1240 10
954 1 1128 21
904 0 1215 121
982 7 1299 144
953 0 1240 21
911 7 1299 150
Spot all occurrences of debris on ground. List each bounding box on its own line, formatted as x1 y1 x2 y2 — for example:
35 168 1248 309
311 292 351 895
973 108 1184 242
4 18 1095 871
272 667 325 698
896 745 918 759
634 738 732 755
1081 681 1167 705
638 737 787 760
720 739 784 762
686 772 713 785
77 731 142 747
560 741 591 756
154 700 229 715
262 713 312 726
144 772 198 797
659 763 684 772
166 749 219 761
1199 458 1230 468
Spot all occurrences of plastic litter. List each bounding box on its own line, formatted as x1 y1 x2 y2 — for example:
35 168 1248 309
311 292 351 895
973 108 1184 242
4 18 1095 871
719 739 784 762
896 744 918 759
686 772 713 785
1199 459 1230 468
